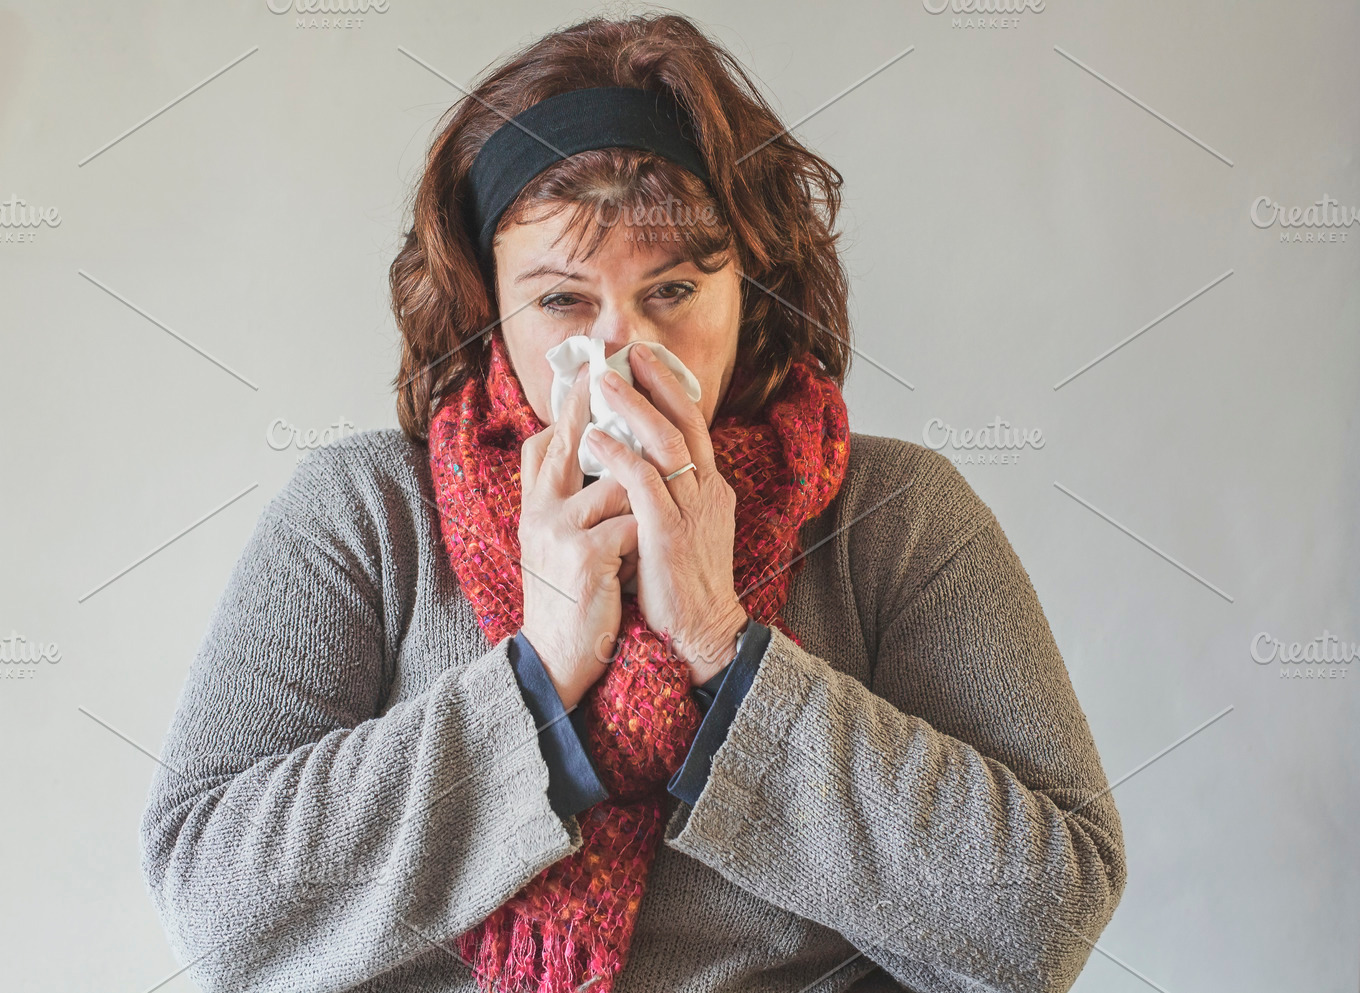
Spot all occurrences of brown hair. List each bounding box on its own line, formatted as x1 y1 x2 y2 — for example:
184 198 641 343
389 12 851 441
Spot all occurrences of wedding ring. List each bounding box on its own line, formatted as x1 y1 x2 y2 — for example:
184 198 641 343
662 461 697 482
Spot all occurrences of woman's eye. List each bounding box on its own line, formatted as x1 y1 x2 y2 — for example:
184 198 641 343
652 281 695 302
539 293 580 313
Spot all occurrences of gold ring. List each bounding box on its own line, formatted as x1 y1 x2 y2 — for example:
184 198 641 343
662 461 697 482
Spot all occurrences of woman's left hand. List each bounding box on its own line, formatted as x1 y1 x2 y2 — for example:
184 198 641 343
584 343 749 686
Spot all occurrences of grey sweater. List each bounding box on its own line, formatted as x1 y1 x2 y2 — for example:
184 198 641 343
139 428 1127 993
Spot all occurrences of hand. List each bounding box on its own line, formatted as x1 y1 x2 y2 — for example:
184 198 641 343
584 343 749 687
519 366 638 710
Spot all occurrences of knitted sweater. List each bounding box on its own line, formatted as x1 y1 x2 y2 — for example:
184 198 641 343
139 428 1127 993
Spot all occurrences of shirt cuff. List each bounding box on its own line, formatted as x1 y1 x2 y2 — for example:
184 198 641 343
508 631 610 821
667 620 772 806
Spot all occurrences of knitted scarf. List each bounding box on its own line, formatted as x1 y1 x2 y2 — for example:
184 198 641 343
427 327 849 993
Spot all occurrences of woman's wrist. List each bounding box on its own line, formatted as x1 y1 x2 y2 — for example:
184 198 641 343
546 669 585 711
686 606 749 686
519 627 586 710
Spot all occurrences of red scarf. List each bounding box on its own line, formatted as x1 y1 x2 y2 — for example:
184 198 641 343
428 327 849 993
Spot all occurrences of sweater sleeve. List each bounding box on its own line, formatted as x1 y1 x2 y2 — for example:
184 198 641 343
138 452 584 993
662 510 1128 993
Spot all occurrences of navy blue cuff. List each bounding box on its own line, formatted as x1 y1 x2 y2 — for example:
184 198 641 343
508 631 610 821
691 660 728 716
667 620 772 806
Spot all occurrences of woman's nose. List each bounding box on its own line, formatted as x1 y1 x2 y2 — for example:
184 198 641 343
589 306 656 360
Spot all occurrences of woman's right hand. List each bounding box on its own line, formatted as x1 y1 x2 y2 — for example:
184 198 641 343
519 366 639 711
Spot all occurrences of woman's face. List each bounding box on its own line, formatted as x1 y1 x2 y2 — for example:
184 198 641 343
493 206 742 429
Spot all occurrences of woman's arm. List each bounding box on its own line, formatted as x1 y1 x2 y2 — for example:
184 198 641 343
139 446 582 993
663 505 1128 993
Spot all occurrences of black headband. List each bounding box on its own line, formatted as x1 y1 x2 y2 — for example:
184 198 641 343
465 86 711 265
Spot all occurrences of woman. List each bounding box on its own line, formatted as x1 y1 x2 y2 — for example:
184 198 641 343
140 13 1126 993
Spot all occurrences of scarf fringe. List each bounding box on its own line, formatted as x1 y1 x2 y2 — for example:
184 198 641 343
455 906 618 993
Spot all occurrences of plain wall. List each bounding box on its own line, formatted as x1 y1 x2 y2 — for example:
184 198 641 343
1 1 1356 990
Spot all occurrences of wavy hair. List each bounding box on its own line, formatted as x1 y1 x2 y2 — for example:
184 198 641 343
389 12 851 441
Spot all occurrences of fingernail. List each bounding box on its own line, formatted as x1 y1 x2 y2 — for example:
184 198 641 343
635 344 656 363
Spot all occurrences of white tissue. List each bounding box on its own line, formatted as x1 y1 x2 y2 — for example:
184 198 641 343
545 335 703 479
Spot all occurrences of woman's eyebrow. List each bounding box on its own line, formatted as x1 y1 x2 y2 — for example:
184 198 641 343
514 253 690 286
515 264 582 285
643 253 688 278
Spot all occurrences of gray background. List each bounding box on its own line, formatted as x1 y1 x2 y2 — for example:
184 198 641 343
1 1 1357 990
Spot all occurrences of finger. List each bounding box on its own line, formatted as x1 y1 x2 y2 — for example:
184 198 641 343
589 512 639 562
627 343 716 477
520 425 553 497
524 365 587 498
539 366 591 497
565 475 631 529
598 351 704 505
586 429 678 532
